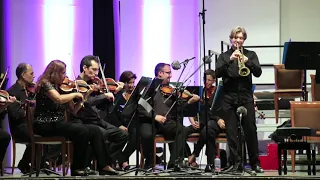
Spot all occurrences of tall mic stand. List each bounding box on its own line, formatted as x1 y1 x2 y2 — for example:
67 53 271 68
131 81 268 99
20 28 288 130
199 0 212 172
159 62 203 176
235 107 256 176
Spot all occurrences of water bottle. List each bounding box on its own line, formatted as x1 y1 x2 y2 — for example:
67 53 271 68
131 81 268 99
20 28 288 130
214 156 221 174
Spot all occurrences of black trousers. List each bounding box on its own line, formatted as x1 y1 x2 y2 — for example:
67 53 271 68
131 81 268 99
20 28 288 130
96 122 129 164
222 101 259 167
34 121 89 171
192 120 222 164
119 122 137 164
72 120 112 169
140 120 192 165
11 123 31 168
0 129 11 163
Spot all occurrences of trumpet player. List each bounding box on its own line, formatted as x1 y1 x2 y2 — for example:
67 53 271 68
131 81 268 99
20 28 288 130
215 26 263 173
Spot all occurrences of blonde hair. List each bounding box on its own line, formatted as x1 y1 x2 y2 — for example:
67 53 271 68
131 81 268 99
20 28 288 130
229 26 247 40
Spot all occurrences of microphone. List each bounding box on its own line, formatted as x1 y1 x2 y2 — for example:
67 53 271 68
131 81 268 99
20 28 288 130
182 57 195 64
203 56 212 64
171 60 181 70
171 57 196 70
236 106 247 117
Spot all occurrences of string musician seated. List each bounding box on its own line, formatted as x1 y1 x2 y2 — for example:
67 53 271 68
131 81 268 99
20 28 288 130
0 94 14 175
6 63 40 173
74 55 128 170
106 70 138 171
187 69 226 172
140 63 200 170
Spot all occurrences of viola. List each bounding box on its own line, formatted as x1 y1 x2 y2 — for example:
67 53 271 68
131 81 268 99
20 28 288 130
160 85 193 100
60 77 90 93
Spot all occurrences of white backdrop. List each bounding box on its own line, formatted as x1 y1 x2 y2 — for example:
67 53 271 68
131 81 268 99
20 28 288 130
200 0 281 85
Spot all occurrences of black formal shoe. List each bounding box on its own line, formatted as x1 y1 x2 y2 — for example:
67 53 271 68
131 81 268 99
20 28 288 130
123 165 130 171
143 163 153 170
17 162 30 174
204 164 214 172
252 165 264 173
71 169 88 176
232 162 241 172
85 167 97 175
99 169 119 176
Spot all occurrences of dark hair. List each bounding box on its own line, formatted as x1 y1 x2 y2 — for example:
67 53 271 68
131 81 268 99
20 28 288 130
154 63 170 77
36 60 66 92
205 69 216 79
16 63 29 79
80 55 99 73
119 71 137 83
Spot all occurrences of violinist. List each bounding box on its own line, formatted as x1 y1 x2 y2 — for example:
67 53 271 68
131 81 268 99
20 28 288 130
140 63 200 169
107 70 137 170
74 55 128 170
187 69 226 172
7 63 37 173
0 95 14 175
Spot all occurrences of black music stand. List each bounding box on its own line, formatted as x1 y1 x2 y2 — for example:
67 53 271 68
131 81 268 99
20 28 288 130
120 76 152 175
138 78 164 174
283 42 320 101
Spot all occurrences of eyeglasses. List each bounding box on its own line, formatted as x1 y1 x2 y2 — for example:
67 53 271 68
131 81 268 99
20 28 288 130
162 71 172 75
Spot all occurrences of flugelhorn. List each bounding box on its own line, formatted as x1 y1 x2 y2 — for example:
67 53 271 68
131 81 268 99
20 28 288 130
236 44 250 76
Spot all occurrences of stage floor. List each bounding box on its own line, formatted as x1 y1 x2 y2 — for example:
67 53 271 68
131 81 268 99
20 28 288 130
1 167 319 180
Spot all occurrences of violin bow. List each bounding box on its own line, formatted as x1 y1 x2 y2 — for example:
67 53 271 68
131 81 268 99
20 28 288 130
0 67 9 89
96 56 110 93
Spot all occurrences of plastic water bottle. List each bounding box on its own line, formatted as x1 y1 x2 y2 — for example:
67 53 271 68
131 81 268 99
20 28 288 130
214 156 221 174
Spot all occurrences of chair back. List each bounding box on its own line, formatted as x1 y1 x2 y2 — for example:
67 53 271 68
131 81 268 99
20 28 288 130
310 74 320 101
290 101 320 130
26 102 36 142
274 64 303 90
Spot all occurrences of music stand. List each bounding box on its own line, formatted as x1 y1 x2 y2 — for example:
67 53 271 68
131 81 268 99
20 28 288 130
138 78 163 173
283 41 320 101
120 76 152 176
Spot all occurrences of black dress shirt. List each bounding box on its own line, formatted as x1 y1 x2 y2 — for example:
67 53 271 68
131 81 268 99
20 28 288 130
7 82 29 129
215 48 262 105
72 76 111 126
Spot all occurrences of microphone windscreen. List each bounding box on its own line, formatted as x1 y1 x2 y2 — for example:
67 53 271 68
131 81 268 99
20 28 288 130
236 106 247 116
171 61 181 70
203 56 212 64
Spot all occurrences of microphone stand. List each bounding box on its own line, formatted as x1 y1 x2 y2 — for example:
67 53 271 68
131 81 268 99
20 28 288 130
199 0 213 173
226 108 256 176
159 61 203 176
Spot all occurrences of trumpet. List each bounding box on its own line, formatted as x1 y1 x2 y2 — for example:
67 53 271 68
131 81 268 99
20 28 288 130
236 44 250 76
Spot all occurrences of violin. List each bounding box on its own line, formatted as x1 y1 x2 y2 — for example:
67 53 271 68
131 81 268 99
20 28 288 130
92 77 120 93
205 86 216 99
60 77 90 93
160 85 193 100
0 90 28 106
